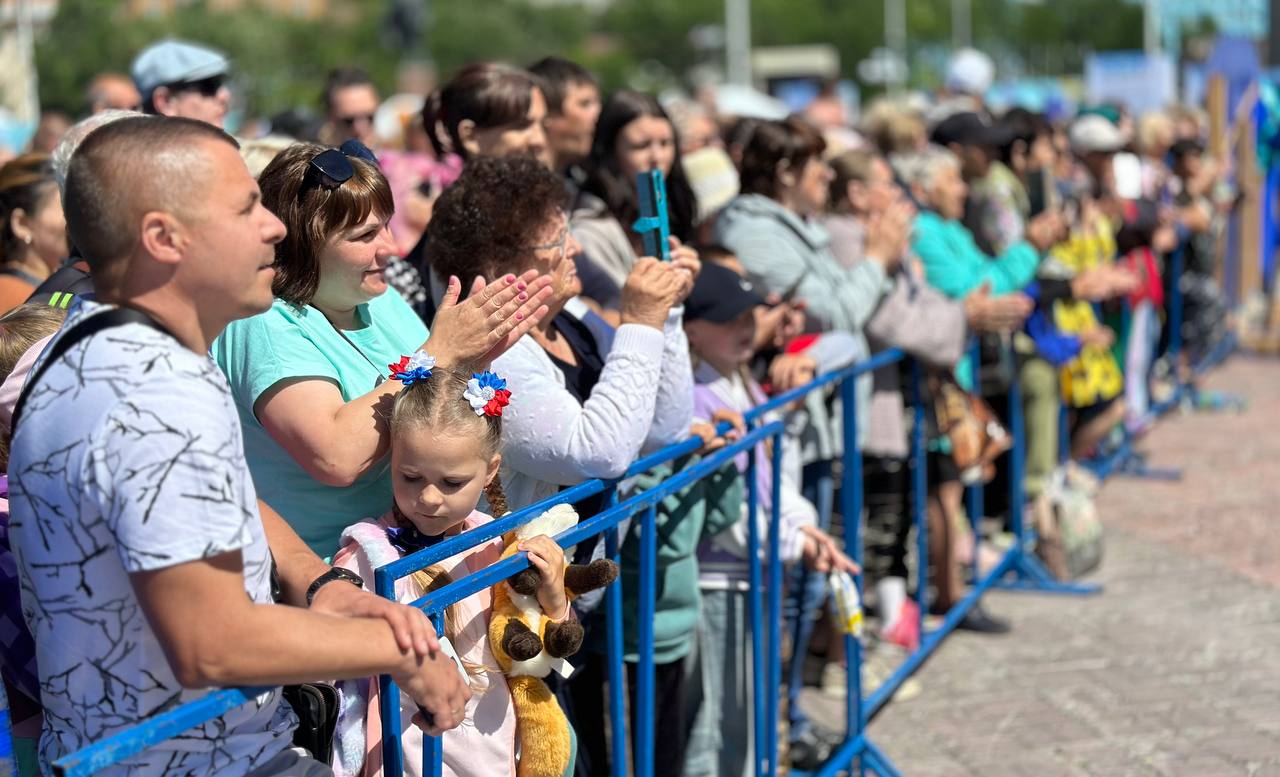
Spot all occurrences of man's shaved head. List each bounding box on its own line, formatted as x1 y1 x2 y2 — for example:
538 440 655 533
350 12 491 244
63 116 238 292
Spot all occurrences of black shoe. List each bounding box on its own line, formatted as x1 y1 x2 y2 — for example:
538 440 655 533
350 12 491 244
956 605 1011 634
788 725 842 770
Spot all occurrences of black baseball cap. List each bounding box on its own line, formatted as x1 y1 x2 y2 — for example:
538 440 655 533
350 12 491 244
930 111 1015 149
685 262 766 324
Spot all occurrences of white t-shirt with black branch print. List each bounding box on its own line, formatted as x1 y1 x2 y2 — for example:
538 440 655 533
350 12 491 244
7 300 296 776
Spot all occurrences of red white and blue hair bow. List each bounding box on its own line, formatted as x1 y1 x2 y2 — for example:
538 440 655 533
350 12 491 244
464 371 511 417
388 350 436 386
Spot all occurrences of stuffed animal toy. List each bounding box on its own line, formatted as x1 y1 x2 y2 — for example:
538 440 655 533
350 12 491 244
489 504 618 777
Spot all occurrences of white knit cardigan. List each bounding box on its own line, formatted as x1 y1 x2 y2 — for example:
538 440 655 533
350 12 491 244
492 303 694 513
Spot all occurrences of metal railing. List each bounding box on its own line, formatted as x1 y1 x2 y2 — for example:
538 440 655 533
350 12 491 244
42 305 1231 775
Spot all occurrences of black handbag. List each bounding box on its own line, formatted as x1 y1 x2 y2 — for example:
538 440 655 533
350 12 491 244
269 559 340 763
282 682 340 764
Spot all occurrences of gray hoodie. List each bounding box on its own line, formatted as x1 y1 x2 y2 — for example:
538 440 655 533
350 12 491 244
714 193 889 461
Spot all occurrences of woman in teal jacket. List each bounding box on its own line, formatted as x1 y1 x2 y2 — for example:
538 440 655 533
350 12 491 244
891 145 1063 299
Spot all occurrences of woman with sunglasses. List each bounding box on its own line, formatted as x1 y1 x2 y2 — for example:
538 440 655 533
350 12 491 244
212 141 553 557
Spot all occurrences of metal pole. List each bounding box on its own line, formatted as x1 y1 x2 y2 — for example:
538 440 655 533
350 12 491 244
766 435 785 777
951 0 971 49
885 0 907 95
910 361 929 640
16 0 39 127
376 570 406 776
745 433 769 776
635 504 658 777
425 612 444 777
965 340 984 571
725 0 752 86
603 488 628 777
1143 0 1162 57
838 373 866 776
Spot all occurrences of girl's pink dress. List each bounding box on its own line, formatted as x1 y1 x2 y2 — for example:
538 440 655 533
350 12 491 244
331 510 516 777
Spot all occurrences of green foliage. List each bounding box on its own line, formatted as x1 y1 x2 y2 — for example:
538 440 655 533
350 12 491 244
33 0 1151 120
36 0 394 117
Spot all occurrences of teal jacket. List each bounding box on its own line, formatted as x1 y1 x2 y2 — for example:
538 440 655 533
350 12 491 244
911 210 1041 299
615 454 743 664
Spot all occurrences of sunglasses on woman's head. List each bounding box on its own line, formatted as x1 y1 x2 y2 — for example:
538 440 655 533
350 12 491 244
303 140 380 193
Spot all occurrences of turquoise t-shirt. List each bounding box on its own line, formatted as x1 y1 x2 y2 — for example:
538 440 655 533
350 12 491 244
212 290 430 557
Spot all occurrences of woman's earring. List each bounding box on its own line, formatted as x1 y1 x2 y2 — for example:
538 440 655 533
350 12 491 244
22 236 31 245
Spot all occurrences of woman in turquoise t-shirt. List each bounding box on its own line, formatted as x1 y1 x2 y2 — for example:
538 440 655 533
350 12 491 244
213 142 551 556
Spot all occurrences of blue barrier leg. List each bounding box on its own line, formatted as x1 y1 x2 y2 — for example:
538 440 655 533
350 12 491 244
635 504 657 777
745 437 768 776
794 366 917 777
1167 247 1185 364
911 361 929 639
767 434 785 777
424 612 445 777
375 570 406 777
838 375 865 772
602 488 628 777
0 682 11 777
966 341 985 585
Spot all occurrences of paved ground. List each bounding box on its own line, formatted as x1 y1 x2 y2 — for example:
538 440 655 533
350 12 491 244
800 356 1280 776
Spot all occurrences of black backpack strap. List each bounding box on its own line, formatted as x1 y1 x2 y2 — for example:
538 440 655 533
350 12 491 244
10 308 168 431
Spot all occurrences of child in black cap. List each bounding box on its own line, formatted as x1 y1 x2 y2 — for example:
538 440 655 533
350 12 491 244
682 258 859 777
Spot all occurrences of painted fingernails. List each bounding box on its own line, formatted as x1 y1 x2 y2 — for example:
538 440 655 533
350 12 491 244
519 292 528 301
517 282 527 291
506 274 517 283
516 312 524 321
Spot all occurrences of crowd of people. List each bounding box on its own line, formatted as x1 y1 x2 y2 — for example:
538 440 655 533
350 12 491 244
0 37 1235 777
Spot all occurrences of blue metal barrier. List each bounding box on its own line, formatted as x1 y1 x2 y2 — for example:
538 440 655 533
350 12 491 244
49 326 1218 776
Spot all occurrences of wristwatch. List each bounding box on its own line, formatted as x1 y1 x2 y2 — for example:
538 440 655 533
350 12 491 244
305 567 366 606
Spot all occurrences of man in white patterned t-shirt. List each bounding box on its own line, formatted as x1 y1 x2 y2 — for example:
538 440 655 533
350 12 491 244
7 116 469 776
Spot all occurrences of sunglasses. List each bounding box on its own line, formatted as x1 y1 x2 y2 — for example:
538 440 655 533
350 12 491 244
304 139 380 193
339 113 375 128
170 75 225 98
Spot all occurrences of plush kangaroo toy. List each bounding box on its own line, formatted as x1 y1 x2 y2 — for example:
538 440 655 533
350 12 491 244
488 504 618 777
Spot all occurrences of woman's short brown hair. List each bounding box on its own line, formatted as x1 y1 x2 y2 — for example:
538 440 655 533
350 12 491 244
422 63 544 161
258 143 394 306
738 116 827 200
426 155 568 286
828 148 880 205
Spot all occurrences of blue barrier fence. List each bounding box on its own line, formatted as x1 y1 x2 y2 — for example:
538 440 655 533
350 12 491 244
37 272 1233 776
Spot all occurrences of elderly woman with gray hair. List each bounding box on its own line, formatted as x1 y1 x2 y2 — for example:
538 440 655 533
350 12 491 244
890 144 1063 298
822 147 1035 640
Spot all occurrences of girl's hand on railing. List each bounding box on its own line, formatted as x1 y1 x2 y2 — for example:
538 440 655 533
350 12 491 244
799 525 860 575
769 352 818 393
310 580 441 658
518 535 569 618
690 409 746 454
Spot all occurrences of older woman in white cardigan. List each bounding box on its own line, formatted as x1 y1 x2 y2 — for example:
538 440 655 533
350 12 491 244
423 154 697 514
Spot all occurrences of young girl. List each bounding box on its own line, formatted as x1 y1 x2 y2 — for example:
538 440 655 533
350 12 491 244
332 351 572 777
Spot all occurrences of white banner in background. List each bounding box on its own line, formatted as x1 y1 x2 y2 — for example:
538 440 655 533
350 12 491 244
1084 51 1177 116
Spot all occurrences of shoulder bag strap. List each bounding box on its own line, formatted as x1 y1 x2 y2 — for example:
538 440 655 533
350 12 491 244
10 308 169 431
